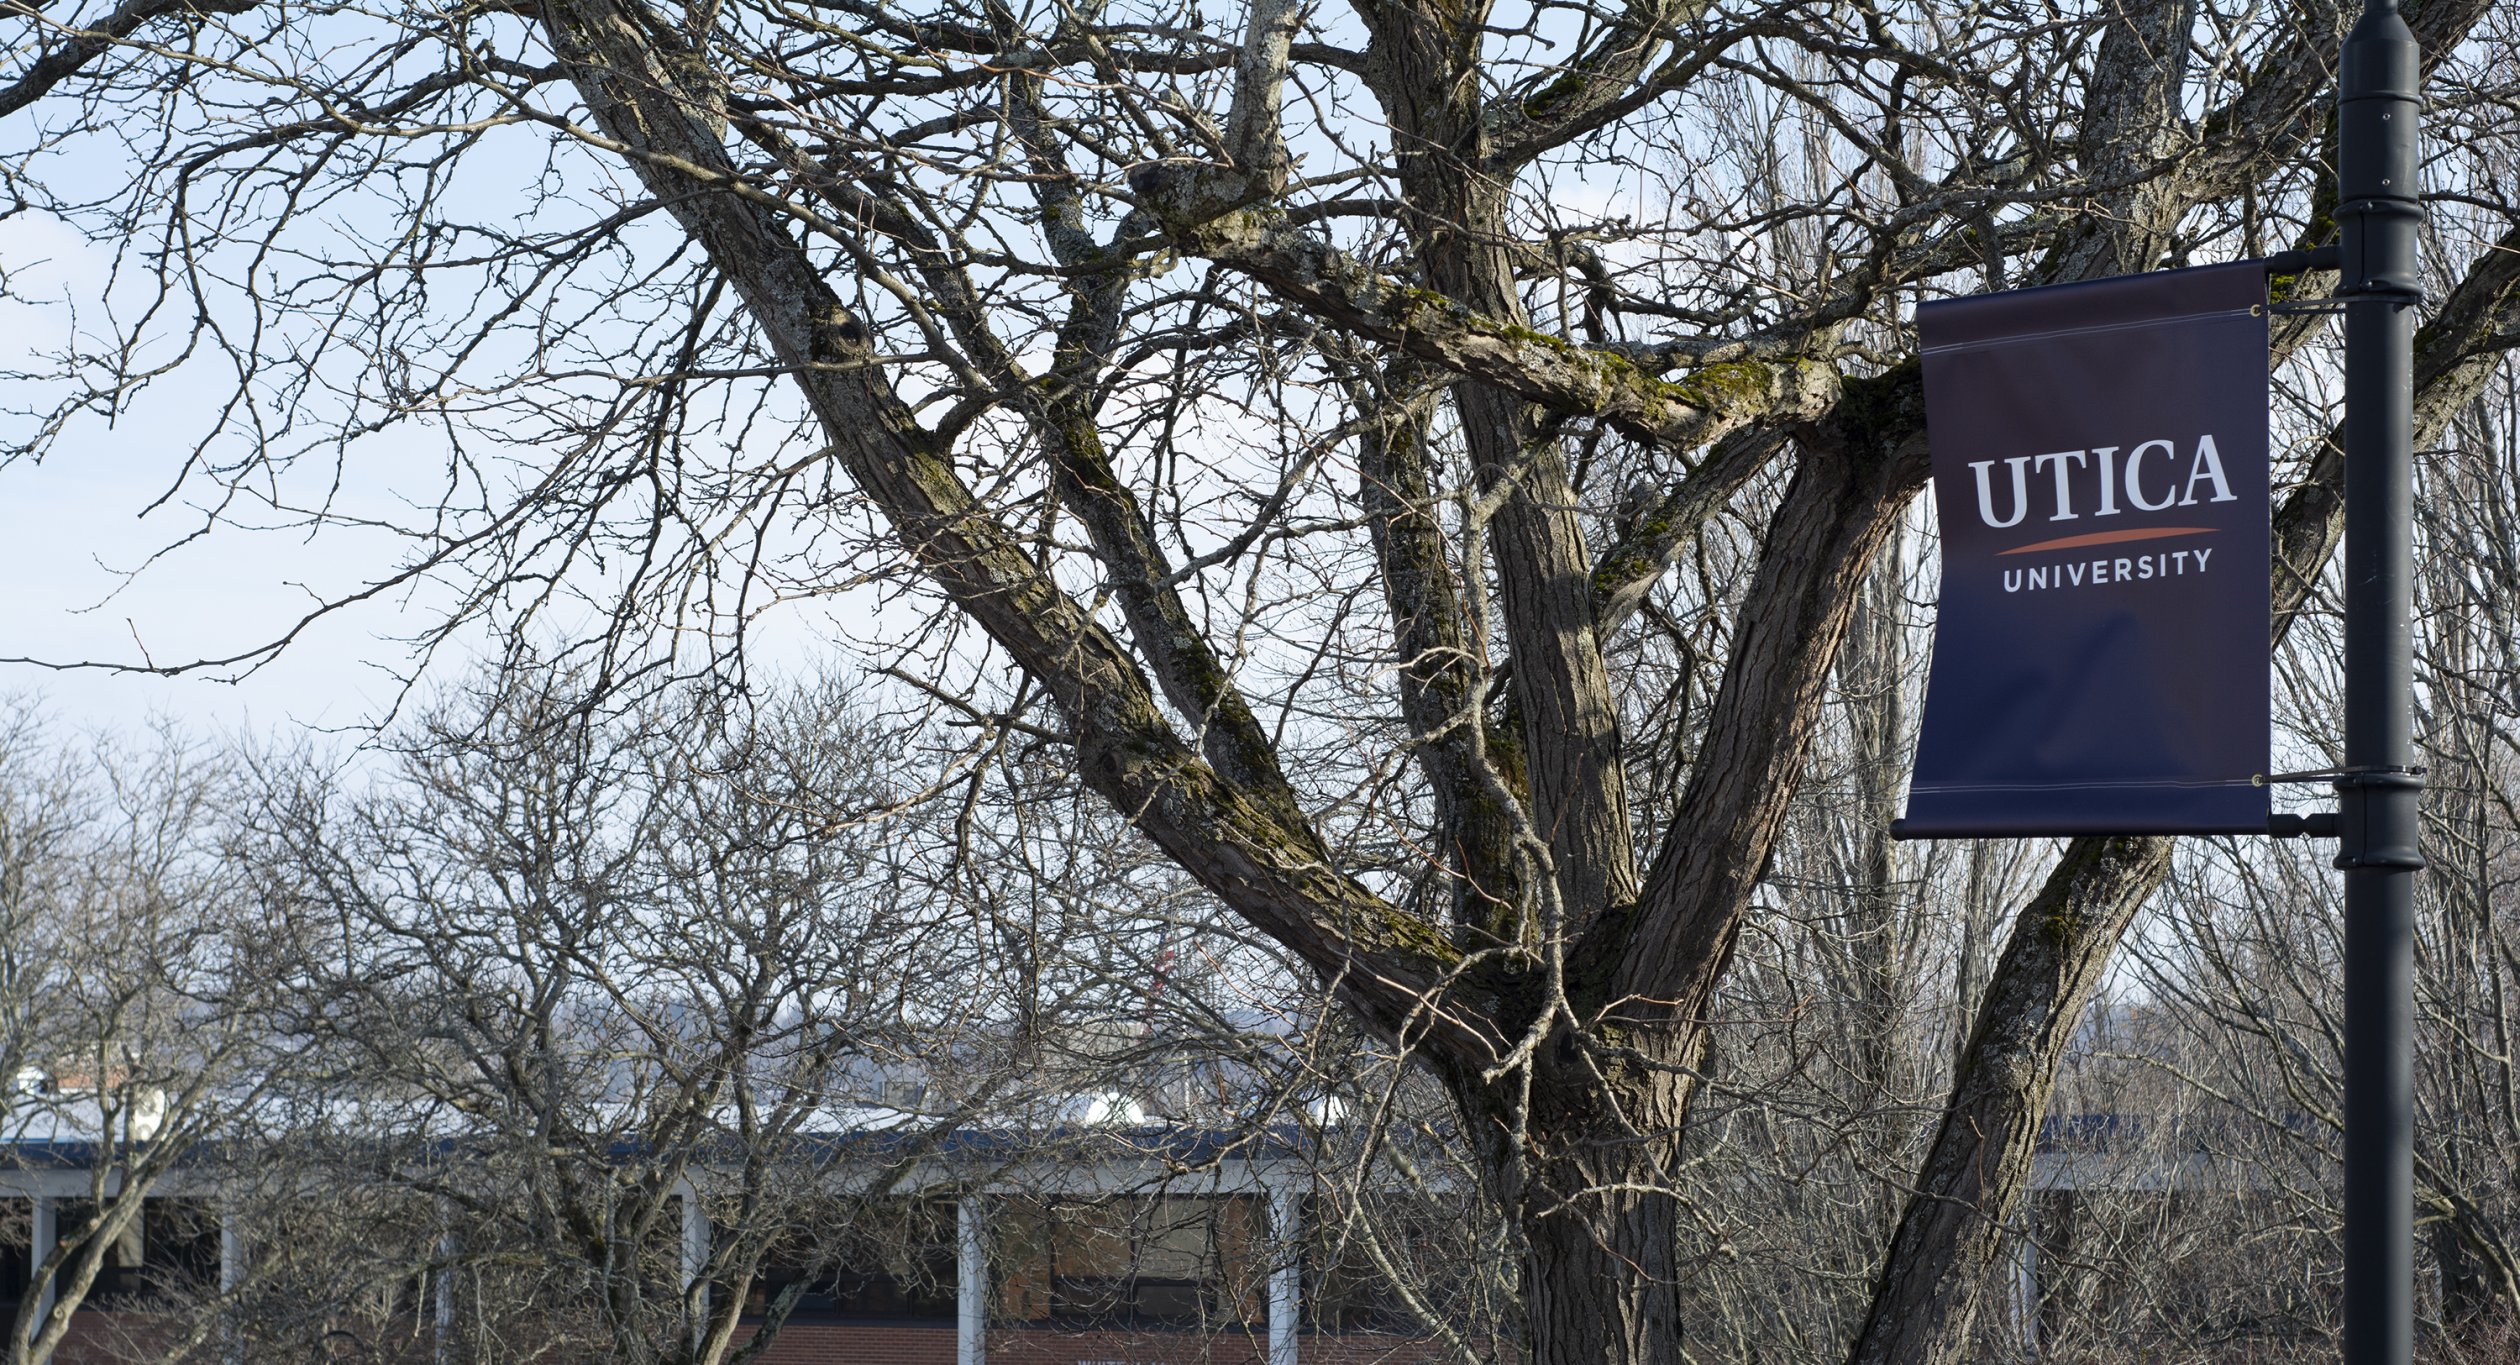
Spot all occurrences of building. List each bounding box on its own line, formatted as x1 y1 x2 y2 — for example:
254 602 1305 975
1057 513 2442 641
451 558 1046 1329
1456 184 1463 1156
1 1109 1472 1364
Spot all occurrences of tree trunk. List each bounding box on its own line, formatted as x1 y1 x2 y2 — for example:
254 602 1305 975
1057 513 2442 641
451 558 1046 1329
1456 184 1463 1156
1522 1176 1682 1364
1454 1028 1697 1365
1845 835 2171 1365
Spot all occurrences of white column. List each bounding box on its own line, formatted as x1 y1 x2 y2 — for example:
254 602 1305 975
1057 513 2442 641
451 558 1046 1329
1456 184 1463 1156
956 1197 986 1365
29 1195 56 1334
218 1210 243 1294
434 1223 459 1365
2010 1229 2040 1358
219 1201 245 1365
680 1189 710 1352
1267 1185 1300 1365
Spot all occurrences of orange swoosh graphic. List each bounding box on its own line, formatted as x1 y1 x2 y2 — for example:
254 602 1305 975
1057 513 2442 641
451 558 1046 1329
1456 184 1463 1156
1997 526 2216 556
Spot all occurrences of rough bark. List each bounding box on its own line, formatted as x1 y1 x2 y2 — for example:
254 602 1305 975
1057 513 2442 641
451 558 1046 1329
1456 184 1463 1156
1357 0 1643 936
20 0 2507 1361
1846 835 2175 1365
1350 364 1529 937
1350 6 1681 1354
1599 375 1931 1031
530 0 1485 1060
473 4 2520 1362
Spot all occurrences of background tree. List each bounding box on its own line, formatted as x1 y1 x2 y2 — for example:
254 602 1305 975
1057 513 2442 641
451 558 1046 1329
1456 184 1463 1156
0 712 280 1365
230 668 1034 1364
9 0 2520 1362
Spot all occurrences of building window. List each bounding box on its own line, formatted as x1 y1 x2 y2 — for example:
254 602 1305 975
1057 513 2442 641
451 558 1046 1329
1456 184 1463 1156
994 1195 1262 1330
744 1199 957 1322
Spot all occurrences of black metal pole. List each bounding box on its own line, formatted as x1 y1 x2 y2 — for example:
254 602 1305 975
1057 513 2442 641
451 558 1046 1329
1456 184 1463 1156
2336 0 2422 1361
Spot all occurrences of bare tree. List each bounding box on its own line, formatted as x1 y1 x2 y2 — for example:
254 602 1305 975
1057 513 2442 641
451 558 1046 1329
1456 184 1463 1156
9 0 2520 1361
2092 338 2520 1361
231 668 1025 1364
0 710 280 1365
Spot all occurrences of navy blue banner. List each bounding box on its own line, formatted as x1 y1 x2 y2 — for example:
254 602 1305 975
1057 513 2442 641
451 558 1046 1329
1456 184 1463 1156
1899 263 2272 837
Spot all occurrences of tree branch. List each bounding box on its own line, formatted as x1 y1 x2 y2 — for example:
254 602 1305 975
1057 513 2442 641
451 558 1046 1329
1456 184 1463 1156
532 0 1488 1059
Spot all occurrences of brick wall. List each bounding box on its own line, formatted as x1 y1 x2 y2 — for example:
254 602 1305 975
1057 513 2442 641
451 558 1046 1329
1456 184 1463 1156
33 1308 1474 1364
747 1324 1464 1365
740 1322 958 1364
43 1312 184 1365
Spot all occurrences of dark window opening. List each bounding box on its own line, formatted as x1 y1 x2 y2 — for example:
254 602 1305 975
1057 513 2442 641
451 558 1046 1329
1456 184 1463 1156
52 1199 221 1310
0 1200 28 1307
1305 1197 1461 1333
743 1200 957 1322
994 1195 1262 1331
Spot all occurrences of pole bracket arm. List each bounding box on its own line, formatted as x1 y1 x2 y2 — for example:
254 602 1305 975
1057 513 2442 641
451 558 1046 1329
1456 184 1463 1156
2263 244 2342 276
2258 764 2427 786
2268 811 2342 840
2334 276 2425 304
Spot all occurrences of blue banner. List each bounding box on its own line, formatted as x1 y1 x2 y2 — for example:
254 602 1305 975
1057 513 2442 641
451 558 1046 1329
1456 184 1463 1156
1899 263 2272 837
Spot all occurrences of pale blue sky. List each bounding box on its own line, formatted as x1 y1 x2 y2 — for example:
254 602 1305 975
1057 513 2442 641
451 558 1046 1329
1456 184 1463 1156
0 208 424 737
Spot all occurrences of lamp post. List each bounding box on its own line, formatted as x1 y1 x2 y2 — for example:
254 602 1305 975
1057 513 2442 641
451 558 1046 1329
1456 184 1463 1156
2335 0 2423 1360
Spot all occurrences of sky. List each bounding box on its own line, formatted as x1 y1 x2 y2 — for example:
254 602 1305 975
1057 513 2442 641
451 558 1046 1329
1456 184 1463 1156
0 0 1669 750
0 433 409 741
0 210 424 741
0 150 830 747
